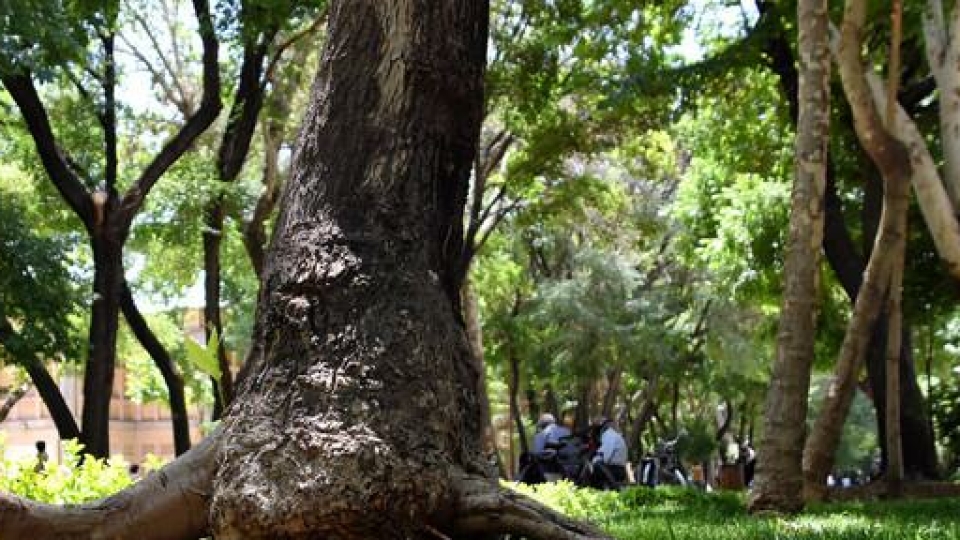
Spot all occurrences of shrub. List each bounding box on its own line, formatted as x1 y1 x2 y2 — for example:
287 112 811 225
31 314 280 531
0 438 136 503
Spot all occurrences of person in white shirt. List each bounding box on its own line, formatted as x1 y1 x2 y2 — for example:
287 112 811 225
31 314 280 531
590 416 628 488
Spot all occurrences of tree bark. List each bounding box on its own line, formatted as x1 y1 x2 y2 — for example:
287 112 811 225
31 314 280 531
0 3 610 538
801 0 913 501
749 0 830 514
0 383 28 423
760 4 939 480
208 2 601 538
82 236 123 458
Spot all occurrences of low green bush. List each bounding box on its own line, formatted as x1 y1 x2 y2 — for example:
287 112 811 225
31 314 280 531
0 439 136 503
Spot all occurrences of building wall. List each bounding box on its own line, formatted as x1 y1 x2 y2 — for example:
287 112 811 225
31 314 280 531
1 367 206 464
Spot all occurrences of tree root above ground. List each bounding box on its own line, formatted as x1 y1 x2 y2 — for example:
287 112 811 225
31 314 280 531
0 439 611 540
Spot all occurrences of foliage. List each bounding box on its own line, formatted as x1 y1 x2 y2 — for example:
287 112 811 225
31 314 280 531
118 312 213 406
0 181 82 366
183 327 221 382
514 483 960 540
0 438 135 504
807 376 878 473
931 371 960 471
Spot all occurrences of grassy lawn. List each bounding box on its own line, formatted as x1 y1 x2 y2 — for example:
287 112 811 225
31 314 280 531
513 482 960 539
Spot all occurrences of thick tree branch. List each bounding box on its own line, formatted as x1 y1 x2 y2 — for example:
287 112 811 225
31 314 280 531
0 383 29 423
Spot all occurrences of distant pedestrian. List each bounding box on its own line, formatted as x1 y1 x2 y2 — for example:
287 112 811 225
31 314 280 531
34 440 49 473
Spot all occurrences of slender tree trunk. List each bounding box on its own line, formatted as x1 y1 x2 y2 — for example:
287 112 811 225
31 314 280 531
23 360 81 442
202 213 232 419
0 384 28 423
801 0 914 501
120 285 192 455
749 0 830 514
462 280 499 466
601 368 622 418
509 350 528 456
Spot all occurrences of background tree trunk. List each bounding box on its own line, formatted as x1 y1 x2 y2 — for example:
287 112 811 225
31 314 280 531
749 0 830 514
82 237 123 458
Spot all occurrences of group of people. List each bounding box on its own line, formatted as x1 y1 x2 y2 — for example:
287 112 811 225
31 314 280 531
521 413 629 489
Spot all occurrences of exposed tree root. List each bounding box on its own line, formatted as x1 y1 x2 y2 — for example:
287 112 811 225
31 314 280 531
0 429 220 540
451 474 613 540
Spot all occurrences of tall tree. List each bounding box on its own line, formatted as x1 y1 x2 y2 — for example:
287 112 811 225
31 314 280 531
0 0 221 457
749 0 830 514
755 0 938 480
801 0 914 498
0 2 609 538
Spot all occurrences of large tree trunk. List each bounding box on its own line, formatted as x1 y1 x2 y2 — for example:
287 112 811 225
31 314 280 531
748 0 830 514
208 2 603 538
0 3 610 538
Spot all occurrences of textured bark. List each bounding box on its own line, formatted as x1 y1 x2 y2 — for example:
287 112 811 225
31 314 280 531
0 3 610 538
209 2 602 538
760 6 939 480
748 0 830 515
802 0 913 501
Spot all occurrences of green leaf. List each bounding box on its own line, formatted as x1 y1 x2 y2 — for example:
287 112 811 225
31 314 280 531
184 330 220 381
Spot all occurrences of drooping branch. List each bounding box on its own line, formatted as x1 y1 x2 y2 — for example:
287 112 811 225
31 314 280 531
0 383 29 423
0 428 220 540
0 318 81 441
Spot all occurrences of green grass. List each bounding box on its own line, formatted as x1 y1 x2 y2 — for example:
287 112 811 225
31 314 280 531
512 481 960 539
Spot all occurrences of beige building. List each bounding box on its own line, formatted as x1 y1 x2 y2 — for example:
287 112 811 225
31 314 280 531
1 367 207 465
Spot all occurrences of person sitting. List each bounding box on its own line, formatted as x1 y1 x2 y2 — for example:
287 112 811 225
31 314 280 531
532 413 571 454
589 416 628 489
